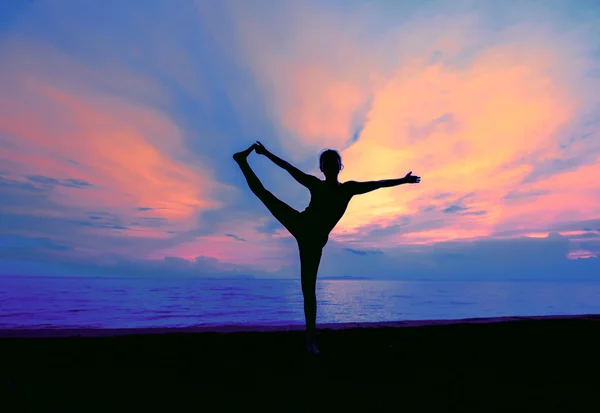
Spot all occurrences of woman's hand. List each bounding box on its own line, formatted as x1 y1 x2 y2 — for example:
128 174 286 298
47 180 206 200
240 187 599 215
403 171 421 184
254 141 268 155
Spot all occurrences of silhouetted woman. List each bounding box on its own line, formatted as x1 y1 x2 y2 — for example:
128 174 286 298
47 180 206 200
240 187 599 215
233 141 420 354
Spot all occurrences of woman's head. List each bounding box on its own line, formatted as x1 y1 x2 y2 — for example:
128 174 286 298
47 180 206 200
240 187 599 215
319 149 343 176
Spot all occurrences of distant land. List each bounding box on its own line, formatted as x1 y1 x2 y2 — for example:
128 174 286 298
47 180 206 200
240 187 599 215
227 274 255 279
320 275 370 280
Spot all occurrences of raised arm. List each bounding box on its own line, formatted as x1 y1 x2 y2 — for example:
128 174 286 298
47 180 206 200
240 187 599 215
254 141 319 189
346 172 421 196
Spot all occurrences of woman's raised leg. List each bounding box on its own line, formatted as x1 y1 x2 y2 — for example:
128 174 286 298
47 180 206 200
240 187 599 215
233 145 300 236
235 145 322 354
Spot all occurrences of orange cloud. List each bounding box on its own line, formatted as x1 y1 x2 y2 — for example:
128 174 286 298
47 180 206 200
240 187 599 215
226 3 383 159
228 3 600 251
338 43 578 238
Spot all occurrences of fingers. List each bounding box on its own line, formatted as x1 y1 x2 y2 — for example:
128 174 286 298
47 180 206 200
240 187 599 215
408 174 421 183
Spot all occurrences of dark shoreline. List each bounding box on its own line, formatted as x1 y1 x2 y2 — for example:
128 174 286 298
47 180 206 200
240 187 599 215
3 313 600 338
2 315 600 412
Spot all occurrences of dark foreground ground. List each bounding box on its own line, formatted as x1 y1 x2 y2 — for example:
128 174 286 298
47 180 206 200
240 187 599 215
2 315 600 412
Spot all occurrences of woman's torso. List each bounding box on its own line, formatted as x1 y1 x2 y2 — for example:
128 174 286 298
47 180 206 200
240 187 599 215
298 180 353 243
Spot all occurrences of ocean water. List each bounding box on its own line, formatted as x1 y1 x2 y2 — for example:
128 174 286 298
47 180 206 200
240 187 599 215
1 276 600 329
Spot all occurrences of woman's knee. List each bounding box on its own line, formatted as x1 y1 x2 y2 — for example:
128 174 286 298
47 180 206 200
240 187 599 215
251 184 269 200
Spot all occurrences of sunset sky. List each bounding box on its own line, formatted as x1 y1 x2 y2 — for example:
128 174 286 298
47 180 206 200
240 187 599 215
1 0 599 280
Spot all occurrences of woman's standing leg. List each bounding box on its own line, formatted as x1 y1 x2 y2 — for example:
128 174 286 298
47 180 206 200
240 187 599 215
299 242 323 355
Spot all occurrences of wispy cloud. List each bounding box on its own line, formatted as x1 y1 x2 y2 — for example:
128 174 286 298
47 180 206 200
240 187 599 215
225 233 246 242
0 0 599 278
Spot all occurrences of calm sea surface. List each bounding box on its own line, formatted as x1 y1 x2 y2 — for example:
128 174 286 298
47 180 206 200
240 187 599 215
2 277 600 329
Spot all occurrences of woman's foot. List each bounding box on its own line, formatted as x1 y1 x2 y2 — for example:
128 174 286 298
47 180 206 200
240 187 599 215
233 145 256 164
305 335 321 356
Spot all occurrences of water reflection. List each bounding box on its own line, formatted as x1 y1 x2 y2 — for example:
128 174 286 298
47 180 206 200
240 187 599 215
1 277 600 329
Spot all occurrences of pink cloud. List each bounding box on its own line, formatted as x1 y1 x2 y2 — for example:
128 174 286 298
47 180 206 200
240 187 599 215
152 233 294 272
0 41 229 251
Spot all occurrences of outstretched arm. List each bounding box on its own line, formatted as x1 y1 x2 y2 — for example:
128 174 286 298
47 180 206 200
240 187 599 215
254 141 319 189
347 172 421 196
